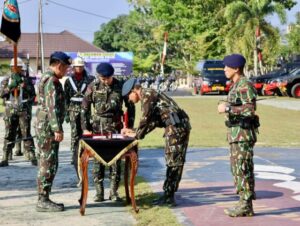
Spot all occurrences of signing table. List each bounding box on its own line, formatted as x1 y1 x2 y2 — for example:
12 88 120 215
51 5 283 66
77 134 139 215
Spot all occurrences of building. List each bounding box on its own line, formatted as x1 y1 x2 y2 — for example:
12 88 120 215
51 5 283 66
0 30 104 74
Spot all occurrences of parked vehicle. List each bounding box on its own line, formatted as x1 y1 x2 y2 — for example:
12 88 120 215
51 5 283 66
250 69 289 95
262 68 300 97
285 68 300 98
193 60 231 95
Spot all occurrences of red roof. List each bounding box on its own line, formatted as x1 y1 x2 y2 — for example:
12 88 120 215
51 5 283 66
0 30 103 58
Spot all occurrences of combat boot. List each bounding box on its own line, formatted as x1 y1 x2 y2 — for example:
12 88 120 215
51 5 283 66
36 194 64 212
109 179 122 202
224 199 254 217
93 182 104 202
152 192 176 207
0 150 9 167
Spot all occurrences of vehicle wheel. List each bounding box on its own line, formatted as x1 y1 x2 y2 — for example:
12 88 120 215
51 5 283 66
291 83 300 98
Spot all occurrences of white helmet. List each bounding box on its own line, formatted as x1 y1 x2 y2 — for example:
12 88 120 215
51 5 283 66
10 57 24 67
72 57 85 67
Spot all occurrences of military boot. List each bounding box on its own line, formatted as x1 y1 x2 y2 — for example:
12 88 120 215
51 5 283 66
224 199 254 217
152 192 176 207
93 182 104 202
36 194 64 212
109 179 122 202
0 150 9 167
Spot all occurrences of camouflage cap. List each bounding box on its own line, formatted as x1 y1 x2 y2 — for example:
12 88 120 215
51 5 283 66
122 78 136 96
223 54 246 68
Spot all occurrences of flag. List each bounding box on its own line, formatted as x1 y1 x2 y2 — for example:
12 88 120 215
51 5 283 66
161 32 168 65
0 0 21 44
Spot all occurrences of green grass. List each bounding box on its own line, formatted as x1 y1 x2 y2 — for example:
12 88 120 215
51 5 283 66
135 97 300 148
119 176 181 226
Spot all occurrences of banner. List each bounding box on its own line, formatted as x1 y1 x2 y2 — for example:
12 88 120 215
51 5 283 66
0 0 21 44
67 52 133 76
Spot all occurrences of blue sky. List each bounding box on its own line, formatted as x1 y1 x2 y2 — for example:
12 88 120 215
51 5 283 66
5 0 300 43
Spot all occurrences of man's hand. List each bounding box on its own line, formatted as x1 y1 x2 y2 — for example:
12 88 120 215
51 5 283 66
54 131 64 142
217 102 227 114
83 130 92 135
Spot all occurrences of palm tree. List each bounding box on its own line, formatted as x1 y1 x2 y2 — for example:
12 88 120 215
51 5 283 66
224 0 286 76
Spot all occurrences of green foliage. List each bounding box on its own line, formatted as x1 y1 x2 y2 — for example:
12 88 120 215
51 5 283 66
93 0 299 75
224 0 285 70
286 12 300 54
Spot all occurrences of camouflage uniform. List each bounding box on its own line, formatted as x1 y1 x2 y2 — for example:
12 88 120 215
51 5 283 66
81 77 135 201
0 72 37 167
224 77 259 216
35 70 65 198
135 88 191 205
64 70 92 165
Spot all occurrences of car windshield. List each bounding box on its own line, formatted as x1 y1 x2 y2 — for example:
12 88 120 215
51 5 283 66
202 69 225 76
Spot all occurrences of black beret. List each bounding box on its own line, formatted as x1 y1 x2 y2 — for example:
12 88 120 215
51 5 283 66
223 54 246 68
96 62 114 77
50 51 72 65
122 78 136 96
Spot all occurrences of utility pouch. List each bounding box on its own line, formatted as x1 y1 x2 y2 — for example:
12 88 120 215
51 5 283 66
253 115 260 129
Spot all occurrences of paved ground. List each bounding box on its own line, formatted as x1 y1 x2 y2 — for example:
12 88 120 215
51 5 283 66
0 95 300 226
140 147 300 226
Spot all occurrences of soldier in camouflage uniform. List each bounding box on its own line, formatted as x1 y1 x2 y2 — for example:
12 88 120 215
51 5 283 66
121 78 191 207
35 51 71 212
81 62 135 202
218 54 259 217
0 57 37 167
64 57 93 165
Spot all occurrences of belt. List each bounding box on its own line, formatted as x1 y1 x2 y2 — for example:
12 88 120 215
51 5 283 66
70 97 83 102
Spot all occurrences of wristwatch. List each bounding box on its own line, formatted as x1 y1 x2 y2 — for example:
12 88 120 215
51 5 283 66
225 105 231 113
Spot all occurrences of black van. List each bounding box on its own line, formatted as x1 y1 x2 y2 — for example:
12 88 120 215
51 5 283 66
193 60 231 95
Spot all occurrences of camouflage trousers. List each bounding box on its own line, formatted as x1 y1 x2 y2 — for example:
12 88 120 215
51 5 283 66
163 126 190 195
2 110 35 161
69 110 83 156
93 159 121 185
229 142 256 201
36 122 59 195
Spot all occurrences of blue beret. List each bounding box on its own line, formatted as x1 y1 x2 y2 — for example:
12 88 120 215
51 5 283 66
122 78 136 96
223 54 246 68
96 62 114 77
50 51 71 65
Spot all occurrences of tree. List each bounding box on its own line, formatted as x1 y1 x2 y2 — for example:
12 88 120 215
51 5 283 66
286 12 300 54
224 0 286 75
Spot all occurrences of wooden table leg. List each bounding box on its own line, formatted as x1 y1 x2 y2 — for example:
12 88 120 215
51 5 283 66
124 156 131 204
78 149 90 216
125 149 139 213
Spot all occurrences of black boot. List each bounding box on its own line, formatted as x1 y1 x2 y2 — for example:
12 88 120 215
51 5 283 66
109 179 122 202
36 194 64 212
0 149 9 167
93 182 104 202
152 192 176 207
